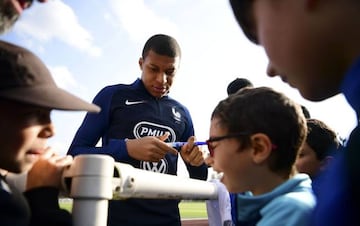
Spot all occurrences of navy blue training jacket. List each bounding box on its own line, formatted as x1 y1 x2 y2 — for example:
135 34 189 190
68 79 208 226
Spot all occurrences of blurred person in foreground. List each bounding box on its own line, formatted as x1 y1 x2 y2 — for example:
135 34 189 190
229 0 360 224
0 40 100 225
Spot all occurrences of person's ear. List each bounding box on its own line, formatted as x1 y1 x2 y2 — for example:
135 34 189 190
138 57 143 70
250 133 273 164
320 156 333 171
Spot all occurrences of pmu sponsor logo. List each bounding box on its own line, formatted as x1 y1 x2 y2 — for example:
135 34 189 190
133 121 176 142
140 159 168 174
134 122 175 173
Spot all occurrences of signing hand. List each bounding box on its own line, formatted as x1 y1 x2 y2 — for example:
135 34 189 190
126 133 178 162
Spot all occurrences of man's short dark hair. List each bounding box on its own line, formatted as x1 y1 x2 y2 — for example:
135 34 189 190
142 34 181 59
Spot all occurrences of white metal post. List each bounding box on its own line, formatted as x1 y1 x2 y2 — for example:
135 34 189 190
62 155 114 226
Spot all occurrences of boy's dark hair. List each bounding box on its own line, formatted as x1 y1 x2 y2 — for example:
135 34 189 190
306 118 340 160
142 34 181 59
212 86 307 174
227 78 253 95
301 105 311 119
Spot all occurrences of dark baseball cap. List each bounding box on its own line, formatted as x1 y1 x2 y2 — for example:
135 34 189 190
229 0 258 44
0 40 100 112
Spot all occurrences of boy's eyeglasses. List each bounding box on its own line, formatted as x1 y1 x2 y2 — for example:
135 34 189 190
206 133 278 157
206 133 250 157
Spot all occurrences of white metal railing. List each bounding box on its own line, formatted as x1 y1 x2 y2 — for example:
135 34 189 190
61 154 218 226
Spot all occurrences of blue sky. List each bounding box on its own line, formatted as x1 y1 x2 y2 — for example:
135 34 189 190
1 0 357 159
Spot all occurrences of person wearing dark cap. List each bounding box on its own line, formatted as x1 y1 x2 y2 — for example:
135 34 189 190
226 77 253 96
0 0 48 34
0 40 100 226
229 0 360 225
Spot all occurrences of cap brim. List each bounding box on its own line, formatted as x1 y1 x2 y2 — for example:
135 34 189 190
0 85 100 113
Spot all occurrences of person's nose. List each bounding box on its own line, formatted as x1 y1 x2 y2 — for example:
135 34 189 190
39 123 55 138
156 72 167 84
266 62 279 78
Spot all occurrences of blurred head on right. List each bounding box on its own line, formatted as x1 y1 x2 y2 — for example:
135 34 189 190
229 0 357 102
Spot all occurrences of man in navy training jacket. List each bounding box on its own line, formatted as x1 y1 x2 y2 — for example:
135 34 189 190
68 33 208 226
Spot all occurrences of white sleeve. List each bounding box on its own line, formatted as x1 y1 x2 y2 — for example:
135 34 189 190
206 179 234 226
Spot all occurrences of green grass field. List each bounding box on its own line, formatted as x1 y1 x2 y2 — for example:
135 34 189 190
59 199 207 219
179 201 207 218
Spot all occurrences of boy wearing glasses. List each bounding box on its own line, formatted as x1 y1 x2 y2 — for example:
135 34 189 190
208 86 315 226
